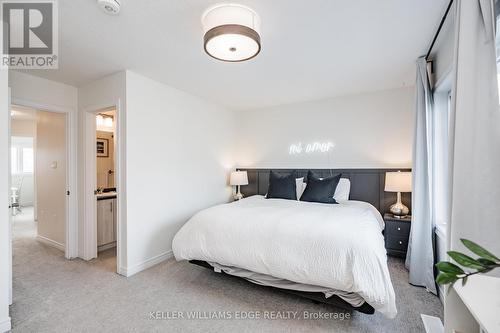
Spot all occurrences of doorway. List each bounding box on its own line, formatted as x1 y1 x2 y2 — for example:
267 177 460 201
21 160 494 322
10 106 68 253
95 109 117 270
83 104 122 274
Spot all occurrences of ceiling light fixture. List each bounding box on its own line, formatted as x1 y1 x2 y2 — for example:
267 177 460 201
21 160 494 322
104 117 113 128
96 114 114 131
96 114 104 126
201 3 261 62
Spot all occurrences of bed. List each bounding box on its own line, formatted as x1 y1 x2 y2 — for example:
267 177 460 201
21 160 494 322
172 169 409 318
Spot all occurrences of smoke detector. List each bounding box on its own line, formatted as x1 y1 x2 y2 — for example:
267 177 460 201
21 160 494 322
97 0 121 15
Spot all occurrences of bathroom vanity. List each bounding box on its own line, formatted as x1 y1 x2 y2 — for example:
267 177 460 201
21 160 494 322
96 192 117 251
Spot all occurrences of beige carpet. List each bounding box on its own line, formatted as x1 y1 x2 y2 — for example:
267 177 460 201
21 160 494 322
10 210 443 332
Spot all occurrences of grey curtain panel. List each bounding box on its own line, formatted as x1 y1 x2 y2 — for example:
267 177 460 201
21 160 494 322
444 0 500 331
406 57 436 294
447 0 500 268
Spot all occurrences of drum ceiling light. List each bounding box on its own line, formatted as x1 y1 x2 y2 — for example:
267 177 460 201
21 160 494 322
202 3 261 62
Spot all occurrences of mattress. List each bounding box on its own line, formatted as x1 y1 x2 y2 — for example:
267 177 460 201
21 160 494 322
172 195 397 318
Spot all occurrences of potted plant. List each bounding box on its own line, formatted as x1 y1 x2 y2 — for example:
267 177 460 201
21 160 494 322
435 239 500 286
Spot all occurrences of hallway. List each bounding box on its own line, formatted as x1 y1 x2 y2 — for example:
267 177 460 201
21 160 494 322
11 208 116 331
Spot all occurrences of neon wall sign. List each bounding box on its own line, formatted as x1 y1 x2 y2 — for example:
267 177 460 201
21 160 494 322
289 142 335 155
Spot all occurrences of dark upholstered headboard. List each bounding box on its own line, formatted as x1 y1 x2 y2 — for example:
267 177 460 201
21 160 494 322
236 168 412 215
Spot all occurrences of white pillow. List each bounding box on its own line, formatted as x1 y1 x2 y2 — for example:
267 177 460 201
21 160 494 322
334 178 351 201
296 177 306 200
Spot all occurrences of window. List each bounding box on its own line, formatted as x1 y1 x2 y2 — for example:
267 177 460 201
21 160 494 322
431 87 451 231
435 92 450 225
22 148 33 173
11 147 18 173
10 137 34 174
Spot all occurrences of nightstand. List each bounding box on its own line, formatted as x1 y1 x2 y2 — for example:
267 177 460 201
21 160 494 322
383 213 411 258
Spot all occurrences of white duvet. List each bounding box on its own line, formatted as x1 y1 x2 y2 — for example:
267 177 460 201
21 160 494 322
172 195 397 318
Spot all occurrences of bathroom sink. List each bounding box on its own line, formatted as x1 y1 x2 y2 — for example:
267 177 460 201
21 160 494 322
96 191 117 200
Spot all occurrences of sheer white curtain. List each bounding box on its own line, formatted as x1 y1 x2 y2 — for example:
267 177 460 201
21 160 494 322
447 0 500 264
405 57 437 294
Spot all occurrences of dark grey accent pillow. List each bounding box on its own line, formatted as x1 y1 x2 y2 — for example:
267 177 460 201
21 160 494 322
300 171 341 204
266 170 297 200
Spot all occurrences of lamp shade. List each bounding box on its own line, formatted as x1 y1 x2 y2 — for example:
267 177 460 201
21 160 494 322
230 171 248 186
202 3 261 62
385 172 412 192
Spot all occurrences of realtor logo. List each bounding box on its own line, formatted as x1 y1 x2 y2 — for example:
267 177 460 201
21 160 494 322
1 0 58 69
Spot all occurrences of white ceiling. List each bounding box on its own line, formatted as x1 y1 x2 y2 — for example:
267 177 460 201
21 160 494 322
22 0 448 110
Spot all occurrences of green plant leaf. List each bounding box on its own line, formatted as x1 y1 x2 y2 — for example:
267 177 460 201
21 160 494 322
447 251 485 270
436 261 465 275
461 239 499 262
436 272 458 285
479 267 494 274
477 258 498 266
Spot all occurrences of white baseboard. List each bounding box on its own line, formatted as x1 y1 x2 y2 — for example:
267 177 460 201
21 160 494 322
0 317 11 333
36 235 65 252
117 265 127 276
120 250 173 277
98 241 116 252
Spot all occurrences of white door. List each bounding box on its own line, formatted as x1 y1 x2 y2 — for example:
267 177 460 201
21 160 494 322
8 91 12 306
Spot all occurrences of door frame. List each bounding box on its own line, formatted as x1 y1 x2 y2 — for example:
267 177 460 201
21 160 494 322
83 100 124 275
9 98 78 259
7 89 11 307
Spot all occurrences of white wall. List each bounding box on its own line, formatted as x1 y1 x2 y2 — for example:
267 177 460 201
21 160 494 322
431 5 455 85
36 111 67 248
78 71 126 263
235 87 414 169
9 71 78 110
78 70 235 275
78 72 126 109
125 71 235 274
11 119 35 137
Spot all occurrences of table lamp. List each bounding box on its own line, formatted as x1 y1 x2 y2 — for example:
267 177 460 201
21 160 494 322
385 171 412 218
230 171 248 200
